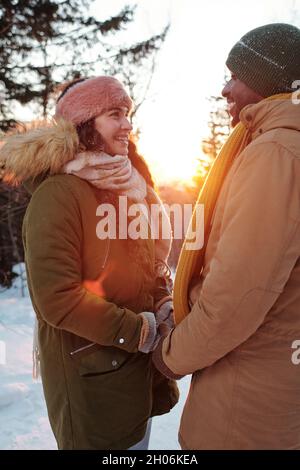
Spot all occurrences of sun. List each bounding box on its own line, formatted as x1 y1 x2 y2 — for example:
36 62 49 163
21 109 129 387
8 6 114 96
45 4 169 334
137 133 202 186
144 157 198 186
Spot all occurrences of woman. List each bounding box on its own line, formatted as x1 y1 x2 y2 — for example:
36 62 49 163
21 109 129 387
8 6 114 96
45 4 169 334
0 76 179 450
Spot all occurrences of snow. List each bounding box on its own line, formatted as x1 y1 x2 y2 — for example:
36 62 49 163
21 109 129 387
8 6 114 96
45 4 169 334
0 265 191 450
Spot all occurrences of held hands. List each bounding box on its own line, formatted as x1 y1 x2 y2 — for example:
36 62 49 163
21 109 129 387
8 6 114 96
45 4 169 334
138 300 174 354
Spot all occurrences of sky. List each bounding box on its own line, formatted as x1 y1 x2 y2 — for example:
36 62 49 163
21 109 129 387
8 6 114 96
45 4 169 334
13 0 300 184
90 0 299 184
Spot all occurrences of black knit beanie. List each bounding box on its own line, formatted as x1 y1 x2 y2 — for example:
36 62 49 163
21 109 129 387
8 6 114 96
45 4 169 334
226 23 300 97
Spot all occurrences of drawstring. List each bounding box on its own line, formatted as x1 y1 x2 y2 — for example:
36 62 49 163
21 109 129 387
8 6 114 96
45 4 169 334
32 317 40 380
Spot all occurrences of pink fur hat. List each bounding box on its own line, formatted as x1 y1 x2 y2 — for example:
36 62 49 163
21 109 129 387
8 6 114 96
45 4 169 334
55 76 133 126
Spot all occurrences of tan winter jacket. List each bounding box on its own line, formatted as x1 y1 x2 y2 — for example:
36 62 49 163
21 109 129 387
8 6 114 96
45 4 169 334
162 98 300 449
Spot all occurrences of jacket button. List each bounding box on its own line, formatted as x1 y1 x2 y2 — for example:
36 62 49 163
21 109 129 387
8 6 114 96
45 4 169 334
112 360 118 367
119 338 125 344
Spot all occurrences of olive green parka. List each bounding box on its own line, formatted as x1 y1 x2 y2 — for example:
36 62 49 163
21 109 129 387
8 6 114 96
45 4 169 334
1 119 179 449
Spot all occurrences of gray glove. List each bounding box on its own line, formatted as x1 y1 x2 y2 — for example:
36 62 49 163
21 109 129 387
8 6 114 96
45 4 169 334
138 307 174 354
155 300 174 329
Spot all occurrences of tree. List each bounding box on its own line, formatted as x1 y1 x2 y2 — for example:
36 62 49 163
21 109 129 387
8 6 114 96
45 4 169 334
0 0 169 130
201 94 230 161
0 177 30 288
193 93 230 188
0 0 169 286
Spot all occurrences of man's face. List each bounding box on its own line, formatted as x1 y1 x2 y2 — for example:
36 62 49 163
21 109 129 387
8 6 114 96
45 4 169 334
222 73 264 127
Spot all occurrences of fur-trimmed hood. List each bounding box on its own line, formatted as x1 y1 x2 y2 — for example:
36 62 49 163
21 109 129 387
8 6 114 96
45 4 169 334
0 119 79 185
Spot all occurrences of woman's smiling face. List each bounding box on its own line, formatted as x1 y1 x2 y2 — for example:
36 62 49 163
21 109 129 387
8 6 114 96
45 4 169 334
94 106 133 156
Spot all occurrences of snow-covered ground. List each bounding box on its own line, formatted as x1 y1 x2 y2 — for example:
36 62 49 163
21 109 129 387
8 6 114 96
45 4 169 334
0 265 190 450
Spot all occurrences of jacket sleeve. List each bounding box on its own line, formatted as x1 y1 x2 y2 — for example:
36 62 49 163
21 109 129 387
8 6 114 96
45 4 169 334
162 142 300 374
23 179 142 353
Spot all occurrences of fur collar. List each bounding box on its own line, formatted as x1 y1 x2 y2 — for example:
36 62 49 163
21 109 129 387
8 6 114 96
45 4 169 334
0 119 79 185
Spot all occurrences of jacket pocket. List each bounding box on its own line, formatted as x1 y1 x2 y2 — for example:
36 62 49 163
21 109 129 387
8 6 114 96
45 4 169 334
70 343 130 377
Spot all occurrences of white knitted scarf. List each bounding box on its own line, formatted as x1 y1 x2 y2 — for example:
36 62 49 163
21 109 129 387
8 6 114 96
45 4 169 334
63 151 147 202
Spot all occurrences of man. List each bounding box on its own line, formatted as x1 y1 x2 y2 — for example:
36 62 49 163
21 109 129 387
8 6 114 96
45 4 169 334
153 23 300 449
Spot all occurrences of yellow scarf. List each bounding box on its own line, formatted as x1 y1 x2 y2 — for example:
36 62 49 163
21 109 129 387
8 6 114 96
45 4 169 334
173 93 291 324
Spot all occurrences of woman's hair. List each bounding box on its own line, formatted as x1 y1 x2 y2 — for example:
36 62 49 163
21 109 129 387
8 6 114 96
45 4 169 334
77 119 155 189
127 139 155 189
56 78 156 189
77 119 105 152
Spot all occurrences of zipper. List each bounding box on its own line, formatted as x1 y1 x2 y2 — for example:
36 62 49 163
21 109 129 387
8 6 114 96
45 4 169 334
101 238 110 269
70 342 97 357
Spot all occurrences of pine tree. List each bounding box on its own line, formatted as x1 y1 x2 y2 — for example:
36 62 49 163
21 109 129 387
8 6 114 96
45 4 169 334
0 0 169 286
0 178 30 288
0 0 169 130
193 93 230 189
201 95 230 161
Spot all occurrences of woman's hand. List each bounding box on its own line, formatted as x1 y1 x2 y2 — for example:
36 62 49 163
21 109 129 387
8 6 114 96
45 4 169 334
138 305 174 354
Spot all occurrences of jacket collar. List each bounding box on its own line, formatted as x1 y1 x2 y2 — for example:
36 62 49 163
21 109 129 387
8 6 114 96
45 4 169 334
239 95 300 140
0 119 79 188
